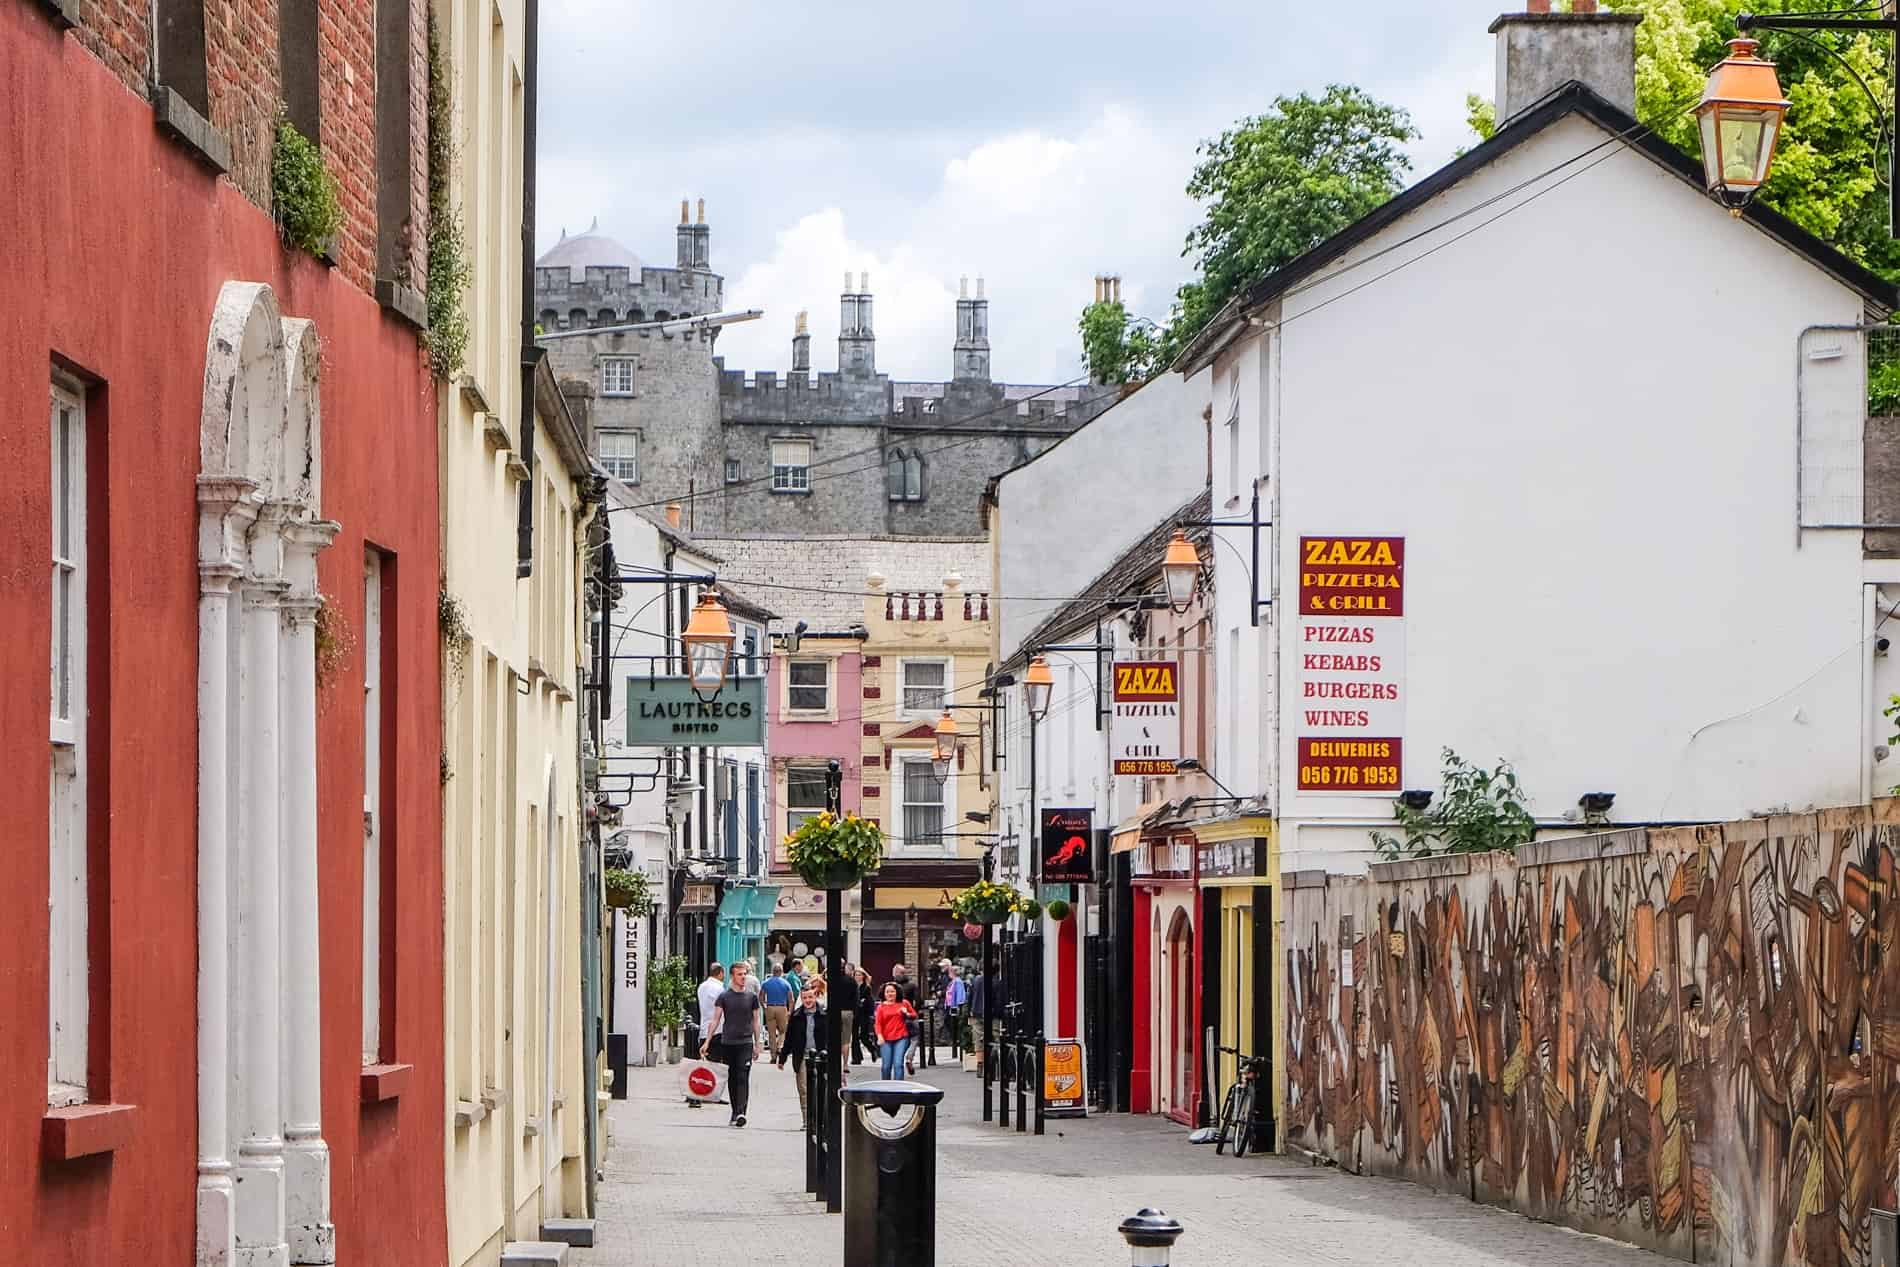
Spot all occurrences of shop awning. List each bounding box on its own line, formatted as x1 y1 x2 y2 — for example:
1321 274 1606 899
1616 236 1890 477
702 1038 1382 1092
717 885 780 931
1111 799 1169 853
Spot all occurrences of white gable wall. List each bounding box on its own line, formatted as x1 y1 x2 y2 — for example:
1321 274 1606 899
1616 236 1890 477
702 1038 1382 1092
1257 113 1879 869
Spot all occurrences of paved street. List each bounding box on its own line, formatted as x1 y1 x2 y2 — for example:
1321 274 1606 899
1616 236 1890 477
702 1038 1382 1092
582 1048 1677 1266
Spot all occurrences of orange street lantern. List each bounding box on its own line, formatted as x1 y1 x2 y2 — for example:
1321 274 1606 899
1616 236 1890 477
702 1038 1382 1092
931 710 960 785
1024 655 1054 722
1161 528 1200 613
682 588 735 697
1696 38 1789 210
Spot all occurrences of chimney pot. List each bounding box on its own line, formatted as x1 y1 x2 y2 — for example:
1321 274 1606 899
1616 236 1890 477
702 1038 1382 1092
1490 5 1641 126
680 199 689 225
664 502 683 529
976 276 984 300
960 275 969 299
844 271 853 293
861 271 870 293
697 197 706 224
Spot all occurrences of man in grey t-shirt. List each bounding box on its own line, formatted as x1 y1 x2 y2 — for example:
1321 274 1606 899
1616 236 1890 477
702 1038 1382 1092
700 961 764 1125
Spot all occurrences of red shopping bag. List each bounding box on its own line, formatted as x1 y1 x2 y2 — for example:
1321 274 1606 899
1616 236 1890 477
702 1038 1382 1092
679 1058 728 1104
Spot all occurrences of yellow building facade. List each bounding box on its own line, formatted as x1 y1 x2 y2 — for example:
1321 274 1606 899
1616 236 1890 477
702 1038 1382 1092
436 0 598 1259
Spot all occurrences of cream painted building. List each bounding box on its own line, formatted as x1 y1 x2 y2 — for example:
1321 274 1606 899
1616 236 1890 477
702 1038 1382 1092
856 572 995 981
436 0 599 1260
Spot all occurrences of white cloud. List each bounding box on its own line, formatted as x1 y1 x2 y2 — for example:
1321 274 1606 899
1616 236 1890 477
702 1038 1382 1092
711 106 1198 384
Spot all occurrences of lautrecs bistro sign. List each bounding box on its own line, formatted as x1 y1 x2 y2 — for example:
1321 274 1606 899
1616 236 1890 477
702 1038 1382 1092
625 676 765 747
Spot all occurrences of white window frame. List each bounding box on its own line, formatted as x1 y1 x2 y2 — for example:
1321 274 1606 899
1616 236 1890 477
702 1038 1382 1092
362 550 384 1066
770 439 811 493
724 458 741 485
896 754 947 853
599 431 638 482
898 657 951 720
48 376 88 1107
783 764 829 838
600 356 636 396
785 657 832 718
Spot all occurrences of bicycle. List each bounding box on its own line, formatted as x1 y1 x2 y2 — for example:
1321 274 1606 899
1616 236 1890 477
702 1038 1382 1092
1213 1046 1269 1157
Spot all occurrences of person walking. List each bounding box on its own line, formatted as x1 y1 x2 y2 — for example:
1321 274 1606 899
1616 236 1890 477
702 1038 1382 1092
943 964 969 1058
759 963 793 1061
780 985 828 1128
700 961 764 1127
853 969 877 1066
784 958 802 996
891 964 922 1074
833 963 857 1067
872 983 917 1081
687 963 726 1109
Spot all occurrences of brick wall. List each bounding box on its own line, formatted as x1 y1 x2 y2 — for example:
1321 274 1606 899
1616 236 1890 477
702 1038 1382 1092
56 0 428 296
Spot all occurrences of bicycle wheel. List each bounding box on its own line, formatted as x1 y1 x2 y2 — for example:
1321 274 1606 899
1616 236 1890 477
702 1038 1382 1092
1214 1084 1241 1155
1231 1083 1256 1158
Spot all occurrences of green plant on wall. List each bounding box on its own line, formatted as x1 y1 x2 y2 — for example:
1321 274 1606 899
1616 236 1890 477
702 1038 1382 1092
1372 748 1537 860
438 587 472 681
423 11 472 379
271 119 342 257
313 594 355 693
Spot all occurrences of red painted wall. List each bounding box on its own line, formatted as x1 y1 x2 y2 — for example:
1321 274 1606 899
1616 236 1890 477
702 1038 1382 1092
1129 888 1153 1114
0 11 444 1264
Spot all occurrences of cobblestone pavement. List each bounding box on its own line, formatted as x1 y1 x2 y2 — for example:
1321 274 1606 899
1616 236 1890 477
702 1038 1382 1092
582 1047 1678 1266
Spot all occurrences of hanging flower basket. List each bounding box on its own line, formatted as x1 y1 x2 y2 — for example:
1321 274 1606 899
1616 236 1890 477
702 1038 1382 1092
951 879 1030 925
1019 898 1044 922
1046 898 1072 922
784 811 883 891
604 867 654 916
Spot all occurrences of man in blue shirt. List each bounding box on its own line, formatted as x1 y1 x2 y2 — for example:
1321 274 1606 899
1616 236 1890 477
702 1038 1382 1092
760 962 794 1061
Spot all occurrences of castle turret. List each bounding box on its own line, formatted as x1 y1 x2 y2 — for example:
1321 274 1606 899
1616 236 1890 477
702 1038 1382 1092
840 271 875 376
791 310 811 373
954 275 990 381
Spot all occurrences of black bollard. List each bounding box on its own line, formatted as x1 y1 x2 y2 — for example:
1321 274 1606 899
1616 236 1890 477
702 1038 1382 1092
805 1052 825 1197
998 1037 1010 1129
1033 1032 1045 1136
1015 1038 1027 1134
840 1080 945 1267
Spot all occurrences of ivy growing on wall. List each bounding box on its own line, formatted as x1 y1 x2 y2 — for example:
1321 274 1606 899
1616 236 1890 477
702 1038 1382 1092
271 119 342 258
423 11 472 379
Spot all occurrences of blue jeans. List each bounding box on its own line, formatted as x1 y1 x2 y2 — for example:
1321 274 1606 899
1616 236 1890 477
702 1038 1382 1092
879 1037 910 1080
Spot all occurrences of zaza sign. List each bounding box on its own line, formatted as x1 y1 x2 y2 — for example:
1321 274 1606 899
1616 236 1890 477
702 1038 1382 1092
1110 659 1181 777
1295 536 1404 794
624 675 765 748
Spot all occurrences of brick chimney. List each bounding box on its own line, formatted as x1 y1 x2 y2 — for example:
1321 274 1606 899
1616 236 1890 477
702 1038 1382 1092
664 502 683 529
1490 2 1642 128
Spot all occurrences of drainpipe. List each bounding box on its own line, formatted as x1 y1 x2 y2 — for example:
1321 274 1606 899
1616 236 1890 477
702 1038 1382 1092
516 0 540 581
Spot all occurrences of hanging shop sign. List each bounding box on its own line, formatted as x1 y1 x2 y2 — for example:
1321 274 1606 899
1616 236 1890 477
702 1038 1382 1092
1042 1038 1086 1116
1110 658 1181 777
1295 535 1405 794
611 907 647 1049
624 675 764 748
1040 807 1097 885
1196 837 1266 880
678 882 718 913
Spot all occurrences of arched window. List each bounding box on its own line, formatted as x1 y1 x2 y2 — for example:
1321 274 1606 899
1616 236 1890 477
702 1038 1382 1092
538 308 558 333
595 308 617 327
653 309 673 323
628 306 645 323
568 308 587 330
888 449 923 501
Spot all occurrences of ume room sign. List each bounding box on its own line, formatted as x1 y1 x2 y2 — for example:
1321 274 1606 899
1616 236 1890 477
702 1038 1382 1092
1295 536 1404 793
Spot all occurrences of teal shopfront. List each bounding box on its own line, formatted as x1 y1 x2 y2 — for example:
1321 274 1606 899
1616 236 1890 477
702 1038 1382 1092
715 885 780 972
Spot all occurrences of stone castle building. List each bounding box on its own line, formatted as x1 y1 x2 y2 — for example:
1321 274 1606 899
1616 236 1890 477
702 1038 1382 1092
533 202 1115 536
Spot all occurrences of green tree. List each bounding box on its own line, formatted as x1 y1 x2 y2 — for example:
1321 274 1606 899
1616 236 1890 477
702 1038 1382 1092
1467 0 1898 279
1078 299 1161 385
1156 85 1419 365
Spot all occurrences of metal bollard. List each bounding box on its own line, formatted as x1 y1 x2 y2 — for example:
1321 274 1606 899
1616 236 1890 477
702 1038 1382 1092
1118 1209 1184 1267
840 1080 945 1266
998 1038 1011 1129
804 1052 824 1198
1033 1032 1045 1136
1014 1039 1027 1134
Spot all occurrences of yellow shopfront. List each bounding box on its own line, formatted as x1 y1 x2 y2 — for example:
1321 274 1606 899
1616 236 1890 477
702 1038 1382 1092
1190 816 1281 1150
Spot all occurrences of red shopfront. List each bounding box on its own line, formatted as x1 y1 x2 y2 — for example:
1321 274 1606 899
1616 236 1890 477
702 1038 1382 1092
1128 831 1202 1124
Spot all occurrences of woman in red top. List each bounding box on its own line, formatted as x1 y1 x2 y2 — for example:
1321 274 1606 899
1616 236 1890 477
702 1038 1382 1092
872 982 917 1080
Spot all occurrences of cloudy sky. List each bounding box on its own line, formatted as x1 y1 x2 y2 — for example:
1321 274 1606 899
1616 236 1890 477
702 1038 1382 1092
537 1 1513 384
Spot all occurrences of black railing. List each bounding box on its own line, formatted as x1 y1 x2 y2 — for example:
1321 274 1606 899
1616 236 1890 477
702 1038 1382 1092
804 1050 832 1203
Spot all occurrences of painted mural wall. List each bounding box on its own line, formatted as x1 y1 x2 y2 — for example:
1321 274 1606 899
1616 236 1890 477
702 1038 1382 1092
1283 805 1900 1265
